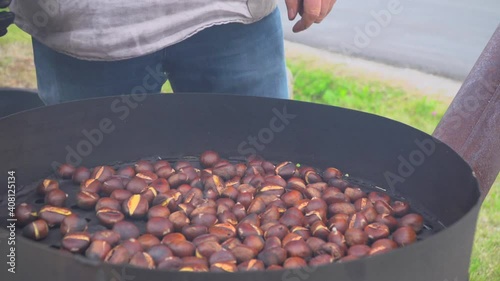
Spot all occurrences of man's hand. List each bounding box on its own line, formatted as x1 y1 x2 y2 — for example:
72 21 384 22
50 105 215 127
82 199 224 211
0 0 14 37
285 0 336 33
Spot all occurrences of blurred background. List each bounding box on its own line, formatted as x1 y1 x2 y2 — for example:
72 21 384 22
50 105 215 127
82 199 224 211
279 0 500 80
0 1 499 280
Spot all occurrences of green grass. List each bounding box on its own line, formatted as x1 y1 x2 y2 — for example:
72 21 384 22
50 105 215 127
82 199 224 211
0 24 30 45
470 179 500 281
287 60 448 134
0 7 30 45
0 25 36 88
1 24 499 280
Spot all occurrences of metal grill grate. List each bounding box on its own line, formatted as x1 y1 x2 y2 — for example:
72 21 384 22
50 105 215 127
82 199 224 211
6 156 443 254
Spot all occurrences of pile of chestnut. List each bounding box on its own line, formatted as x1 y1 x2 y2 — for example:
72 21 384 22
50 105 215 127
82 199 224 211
16 151 425 272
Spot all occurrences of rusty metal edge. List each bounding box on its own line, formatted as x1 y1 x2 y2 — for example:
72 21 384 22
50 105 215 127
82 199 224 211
433 24 500 202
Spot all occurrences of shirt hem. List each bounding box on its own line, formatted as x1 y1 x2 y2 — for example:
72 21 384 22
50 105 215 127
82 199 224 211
19 17 260 61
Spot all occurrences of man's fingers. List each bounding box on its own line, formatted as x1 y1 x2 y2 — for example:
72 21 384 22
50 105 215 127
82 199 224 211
293 0 321 33
328 0 337 14
290 0 336 32
315 0 335 23
285 0 300 20
303 0 322 18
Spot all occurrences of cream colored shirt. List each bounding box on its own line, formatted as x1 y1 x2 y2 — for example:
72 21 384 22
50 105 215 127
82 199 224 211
11 0 278 61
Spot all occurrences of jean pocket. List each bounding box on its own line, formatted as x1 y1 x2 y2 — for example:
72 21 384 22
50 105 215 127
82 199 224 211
247 0 278 20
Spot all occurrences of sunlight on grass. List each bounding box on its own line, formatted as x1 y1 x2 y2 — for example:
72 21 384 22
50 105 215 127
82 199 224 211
288 60 448 134
161 81 173 93
0 23 31 45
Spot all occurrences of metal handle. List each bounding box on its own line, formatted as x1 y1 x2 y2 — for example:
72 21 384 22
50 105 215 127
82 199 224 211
433 24 500 203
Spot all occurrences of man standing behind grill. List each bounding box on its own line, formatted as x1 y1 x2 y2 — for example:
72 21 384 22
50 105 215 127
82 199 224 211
2 0 336 105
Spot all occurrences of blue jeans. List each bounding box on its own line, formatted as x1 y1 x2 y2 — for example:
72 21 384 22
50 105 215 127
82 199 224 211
33 9 288 105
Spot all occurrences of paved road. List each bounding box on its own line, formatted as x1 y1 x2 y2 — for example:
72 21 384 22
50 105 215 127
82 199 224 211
278 0 500 80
